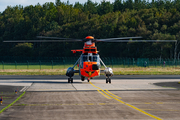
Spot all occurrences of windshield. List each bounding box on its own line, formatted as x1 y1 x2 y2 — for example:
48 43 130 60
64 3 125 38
93 56 98 62
83 56 88 61
82 55 99 62
80 54 100 68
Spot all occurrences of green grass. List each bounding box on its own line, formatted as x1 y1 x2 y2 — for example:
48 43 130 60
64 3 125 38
0 64 78 69
0 67 180 75
0 63 178 69
0 70 66 75
0 63 180 75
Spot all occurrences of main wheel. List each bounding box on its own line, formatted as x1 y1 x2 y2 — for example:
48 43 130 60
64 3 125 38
109 78 111 84
71 78 73 83
87 78 90 82
81 76 85 81
106 78 108 83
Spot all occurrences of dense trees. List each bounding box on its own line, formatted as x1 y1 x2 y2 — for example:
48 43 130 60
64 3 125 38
0 0 180 58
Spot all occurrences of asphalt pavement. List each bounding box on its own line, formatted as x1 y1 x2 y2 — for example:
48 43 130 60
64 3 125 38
0 75 180 120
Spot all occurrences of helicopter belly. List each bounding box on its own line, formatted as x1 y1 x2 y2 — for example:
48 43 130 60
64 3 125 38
80 69 100 78
80 62 100 78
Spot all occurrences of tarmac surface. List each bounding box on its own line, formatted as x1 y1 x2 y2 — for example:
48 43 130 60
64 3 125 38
0 75 180 120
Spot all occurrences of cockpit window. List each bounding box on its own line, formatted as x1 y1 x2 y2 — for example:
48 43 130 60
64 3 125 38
80 54 100 68
93 56 97 62
83 56 88 61
81 55 99 62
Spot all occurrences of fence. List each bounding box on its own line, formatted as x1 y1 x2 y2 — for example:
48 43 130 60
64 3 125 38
0 56 179 69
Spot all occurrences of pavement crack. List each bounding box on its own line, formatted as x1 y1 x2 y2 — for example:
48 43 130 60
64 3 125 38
71 83 77 91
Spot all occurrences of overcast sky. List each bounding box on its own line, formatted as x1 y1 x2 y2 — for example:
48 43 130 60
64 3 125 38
0 0 114 13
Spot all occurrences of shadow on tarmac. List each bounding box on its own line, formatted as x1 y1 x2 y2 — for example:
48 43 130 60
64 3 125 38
154 82 180 89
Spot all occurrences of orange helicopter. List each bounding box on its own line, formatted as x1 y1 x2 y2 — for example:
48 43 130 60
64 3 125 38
3 35 144 83
64 36 142 83
66 36 113 83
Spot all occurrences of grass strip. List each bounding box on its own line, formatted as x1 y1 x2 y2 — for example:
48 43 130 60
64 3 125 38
0 92 25 114
0 67 180 75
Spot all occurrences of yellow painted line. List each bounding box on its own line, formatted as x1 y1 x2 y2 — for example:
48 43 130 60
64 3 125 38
0 92 26 114
14 102 122 106
13 102 180 107
105 90 122 99
156 102 163 104
89 82 162 120
90 82 115 99
99 103 106 105
142 109 180 112
97 90 111 99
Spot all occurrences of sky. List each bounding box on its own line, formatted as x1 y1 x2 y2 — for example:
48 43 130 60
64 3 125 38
0 0 114 13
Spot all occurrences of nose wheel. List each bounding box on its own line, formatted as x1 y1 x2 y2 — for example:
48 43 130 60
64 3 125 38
87 78 90 82
106 78 111 84
68 78 73 83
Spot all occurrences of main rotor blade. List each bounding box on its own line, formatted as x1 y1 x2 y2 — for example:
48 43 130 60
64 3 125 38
3 39 82 42
102 40 177 42
97 36 142 41
36 36 82 41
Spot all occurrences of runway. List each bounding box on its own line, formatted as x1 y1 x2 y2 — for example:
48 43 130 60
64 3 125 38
0 75 179 91
0 75 180 120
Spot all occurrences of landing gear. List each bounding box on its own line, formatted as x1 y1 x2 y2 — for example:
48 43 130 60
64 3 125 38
68 78 73 83
106 78 111 84
87 78 90 82
81 76 85 81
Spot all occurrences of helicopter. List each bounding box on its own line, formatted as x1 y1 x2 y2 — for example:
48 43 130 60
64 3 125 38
36 36 142 83
66 36 115 83
4 36 175 83
3 35 142 83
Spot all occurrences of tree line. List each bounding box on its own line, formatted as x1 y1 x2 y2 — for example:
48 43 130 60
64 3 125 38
0 0 180 59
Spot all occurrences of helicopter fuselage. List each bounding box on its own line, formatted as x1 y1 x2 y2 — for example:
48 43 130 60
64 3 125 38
79 54 100 78
66 36 113 83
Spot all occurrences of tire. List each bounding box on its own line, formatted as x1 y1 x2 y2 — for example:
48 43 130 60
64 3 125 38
106 78 108 83
71 78 73 83
81 76 85 81
109 78 111 84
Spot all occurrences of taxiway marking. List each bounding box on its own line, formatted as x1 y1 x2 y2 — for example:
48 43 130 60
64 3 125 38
105 90 122 99
13 103 123 106
89 81 162 120
10 102 180 107
0 92 26 114
97 90 111 99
